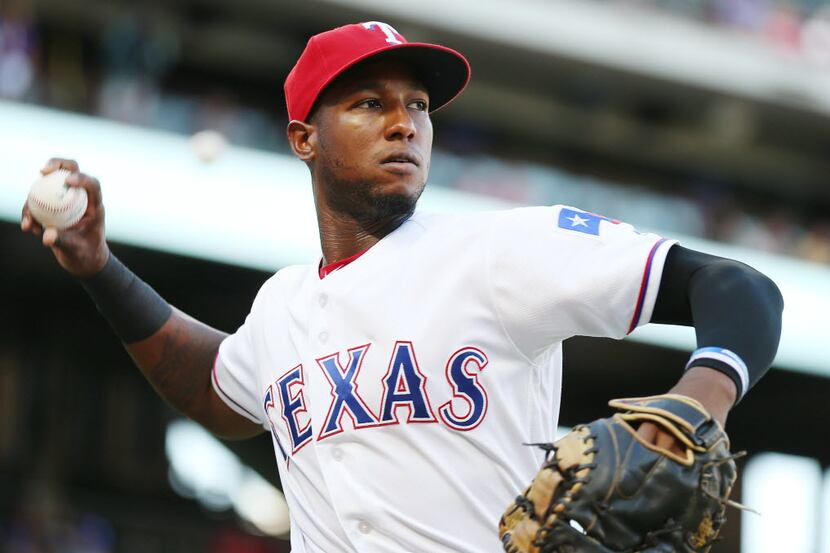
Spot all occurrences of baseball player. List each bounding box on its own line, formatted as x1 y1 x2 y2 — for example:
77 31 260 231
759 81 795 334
21 22 782 553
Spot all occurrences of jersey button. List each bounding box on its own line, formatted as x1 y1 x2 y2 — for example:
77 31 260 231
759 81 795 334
318 331 329 343
332 448 343 461
318 294 328 308
358 521 372 534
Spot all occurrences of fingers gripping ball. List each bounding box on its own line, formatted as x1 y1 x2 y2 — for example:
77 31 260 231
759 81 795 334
27 169 88 230
499 394 740 553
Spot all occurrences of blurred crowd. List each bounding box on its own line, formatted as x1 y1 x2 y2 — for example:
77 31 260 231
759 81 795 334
0 479 286 553
0 5 283 150
430 151 830 264
612 0 830 66
1 5 829 265
1 482 114 553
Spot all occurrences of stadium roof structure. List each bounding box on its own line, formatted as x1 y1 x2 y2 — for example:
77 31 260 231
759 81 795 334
327 0 830 116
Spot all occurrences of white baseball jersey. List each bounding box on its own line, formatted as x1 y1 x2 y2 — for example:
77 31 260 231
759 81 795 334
212 205 676 553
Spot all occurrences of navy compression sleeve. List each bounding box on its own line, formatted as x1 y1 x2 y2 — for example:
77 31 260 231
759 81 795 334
79 254 173 344
651 245 784 402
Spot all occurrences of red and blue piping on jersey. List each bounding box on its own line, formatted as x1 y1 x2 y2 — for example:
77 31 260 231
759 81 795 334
627 238 669 334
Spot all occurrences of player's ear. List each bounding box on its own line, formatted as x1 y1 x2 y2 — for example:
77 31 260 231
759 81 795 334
287 120 317 162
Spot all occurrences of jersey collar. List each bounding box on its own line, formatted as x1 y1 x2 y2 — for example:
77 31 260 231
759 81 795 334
318 248 370 279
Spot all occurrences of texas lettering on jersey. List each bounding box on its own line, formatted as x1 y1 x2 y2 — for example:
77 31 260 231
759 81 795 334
266 341 490 457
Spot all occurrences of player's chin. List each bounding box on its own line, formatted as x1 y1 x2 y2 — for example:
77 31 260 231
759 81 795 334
374 169 425 197
371 194 418 219
367 186 423 219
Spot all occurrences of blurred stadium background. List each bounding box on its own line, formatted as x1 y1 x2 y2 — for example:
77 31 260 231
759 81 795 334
1 0 829 551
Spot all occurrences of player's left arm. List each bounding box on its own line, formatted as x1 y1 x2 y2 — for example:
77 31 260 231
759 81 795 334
646 245 784 430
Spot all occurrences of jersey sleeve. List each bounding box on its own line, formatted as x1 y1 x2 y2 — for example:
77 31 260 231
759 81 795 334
487 205 677 359
211 278 276 429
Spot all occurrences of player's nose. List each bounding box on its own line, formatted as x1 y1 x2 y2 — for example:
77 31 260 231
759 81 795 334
384 102 416 141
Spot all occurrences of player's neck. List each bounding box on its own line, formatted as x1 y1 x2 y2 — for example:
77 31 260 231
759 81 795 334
317 208 409 266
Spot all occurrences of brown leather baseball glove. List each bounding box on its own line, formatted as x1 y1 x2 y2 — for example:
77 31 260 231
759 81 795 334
499 394 743 553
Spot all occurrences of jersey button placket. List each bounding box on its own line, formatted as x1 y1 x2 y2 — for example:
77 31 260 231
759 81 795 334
358 521 372 535
315 292 329 344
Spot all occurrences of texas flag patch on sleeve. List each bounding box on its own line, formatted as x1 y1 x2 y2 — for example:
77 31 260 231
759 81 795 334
557 207 620 236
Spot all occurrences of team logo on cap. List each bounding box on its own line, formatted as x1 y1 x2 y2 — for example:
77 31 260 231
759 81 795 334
362 21 404 44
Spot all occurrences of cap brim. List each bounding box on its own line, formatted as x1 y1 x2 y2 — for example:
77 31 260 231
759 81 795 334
314 42 471 119
366 43 471 114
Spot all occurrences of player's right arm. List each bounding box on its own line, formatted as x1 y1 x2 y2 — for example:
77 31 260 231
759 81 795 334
125 308 262 439
21 158 263 440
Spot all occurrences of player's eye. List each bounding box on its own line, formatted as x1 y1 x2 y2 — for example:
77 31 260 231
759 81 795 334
409 99 428 111
355 99 382 109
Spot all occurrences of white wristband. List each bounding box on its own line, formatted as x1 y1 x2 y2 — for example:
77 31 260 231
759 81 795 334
686 347 749 400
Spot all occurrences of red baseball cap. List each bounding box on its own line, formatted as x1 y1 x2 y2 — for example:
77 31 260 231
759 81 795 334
284 21 471 122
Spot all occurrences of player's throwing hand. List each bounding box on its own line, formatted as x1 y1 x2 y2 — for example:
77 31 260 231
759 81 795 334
21 158 110 278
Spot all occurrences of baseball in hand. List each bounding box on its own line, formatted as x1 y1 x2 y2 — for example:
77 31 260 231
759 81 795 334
27 169 88 230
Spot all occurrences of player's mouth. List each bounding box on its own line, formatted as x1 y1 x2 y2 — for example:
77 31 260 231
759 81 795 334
380 152 420 174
